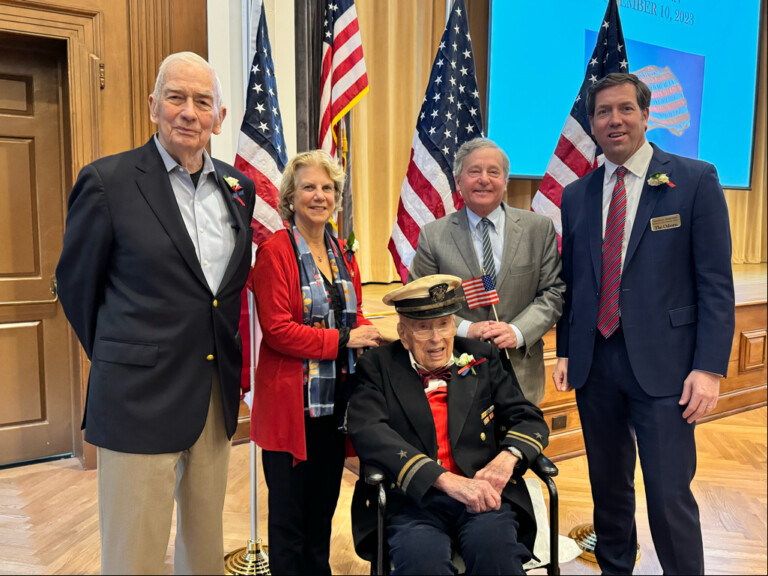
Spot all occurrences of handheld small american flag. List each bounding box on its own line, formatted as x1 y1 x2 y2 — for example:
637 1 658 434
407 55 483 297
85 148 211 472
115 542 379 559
461 275 500 310
235 0 288 395
531 0 627 246
388 0 484 282
318 0 369 158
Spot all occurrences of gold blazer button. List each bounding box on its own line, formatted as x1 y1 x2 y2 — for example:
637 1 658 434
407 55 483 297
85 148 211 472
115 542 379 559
206 354 215 361
213 299 218 307
480 432 487 441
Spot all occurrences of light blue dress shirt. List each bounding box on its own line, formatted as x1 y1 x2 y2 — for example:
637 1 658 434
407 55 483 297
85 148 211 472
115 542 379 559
154 136 236 294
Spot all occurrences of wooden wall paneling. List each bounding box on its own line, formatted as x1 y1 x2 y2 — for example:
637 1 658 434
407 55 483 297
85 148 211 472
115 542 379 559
128 0 171 146
168 0 207 56
740 329 767 373
128 0 208 147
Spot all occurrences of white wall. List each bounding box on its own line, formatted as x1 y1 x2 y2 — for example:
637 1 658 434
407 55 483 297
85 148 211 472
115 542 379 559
207 0 296 164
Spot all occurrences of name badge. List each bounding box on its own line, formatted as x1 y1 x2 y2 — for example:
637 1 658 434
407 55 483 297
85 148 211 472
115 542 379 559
650 214 681 231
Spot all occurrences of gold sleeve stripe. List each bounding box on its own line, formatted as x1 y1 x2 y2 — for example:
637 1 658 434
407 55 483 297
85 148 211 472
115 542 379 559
401 458 431 493
397 454 428 488
506 431 543 453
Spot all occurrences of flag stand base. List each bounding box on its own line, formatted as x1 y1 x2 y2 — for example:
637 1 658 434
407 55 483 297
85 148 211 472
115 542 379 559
568 523 641 564
224 538 270 575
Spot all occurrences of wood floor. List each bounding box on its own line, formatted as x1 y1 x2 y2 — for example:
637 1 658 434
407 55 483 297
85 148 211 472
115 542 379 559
0 408 765 575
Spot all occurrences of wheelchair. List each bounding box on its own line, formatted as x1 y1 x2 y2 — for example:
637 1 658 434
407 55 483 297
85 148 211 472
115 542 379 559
363 453 560 575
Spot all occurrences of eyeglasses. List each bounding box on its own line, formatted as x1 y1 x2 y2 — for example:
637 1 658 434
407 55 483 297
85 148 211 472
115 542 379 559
408 323 456 341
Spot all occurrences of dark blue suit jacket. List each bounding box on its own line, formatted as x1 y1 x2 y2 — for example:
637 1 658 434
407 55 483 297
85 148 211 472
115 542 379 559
556 144 735 396
56 138 255 453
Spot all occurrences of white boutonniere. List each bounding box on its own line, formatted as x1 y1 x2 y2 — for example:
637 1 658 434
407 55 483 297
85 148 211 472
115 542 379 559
223 175 242 191
455 353 486 376
223 175 245 206
647 172 676 188
344 231 360 264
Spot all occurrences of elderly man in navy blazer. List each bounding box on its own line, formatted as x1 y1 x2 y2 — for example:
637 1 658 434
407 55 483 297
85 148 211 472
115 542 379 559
553 73 735 575
56 52 255 574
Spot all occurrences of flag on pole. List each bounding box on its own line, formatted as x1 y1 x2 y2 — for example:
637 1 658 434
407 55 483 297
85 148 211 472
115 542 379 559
388 0 484 282
235 0 288 246
461 275 500 310
531 0 627 246
234 0 288 393
318 0 369 158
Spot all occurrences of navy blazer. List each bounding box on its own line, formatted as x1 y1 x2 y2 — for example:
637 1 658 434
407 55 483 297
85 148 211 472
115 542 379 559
556 144 735 396
56 138 255 453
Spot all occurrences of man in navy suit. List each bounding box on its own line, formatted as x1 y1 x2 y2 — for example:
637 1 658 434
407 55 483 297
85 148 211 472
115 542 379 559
56 52 255 574
553 73 734 575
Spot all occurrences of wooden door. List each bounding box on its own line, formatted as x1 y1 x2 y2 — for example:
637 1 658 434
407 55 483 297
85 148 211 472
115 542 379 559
0 34 75 466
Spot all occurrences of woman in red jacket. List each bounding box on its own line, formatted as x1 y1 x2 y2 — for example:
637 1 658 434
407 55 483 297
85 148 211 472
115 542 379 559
251 150 381 575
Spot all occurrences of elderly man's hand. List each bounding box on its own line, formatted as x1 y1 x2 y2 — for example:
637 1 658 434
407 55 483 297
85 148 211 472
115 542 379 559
433 472 502 513
481 321 518 349
467 321 491 340
474 449 517 494
348 325 382 348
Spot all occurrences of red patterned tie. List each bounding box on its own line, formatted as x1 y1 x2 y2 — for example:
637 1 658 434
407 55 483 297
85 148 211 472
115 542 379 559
597 166 627 338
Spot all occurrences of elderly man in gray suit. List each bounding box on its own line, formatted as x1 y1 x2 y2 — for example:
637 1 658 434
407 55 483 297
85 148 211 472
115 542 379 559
409 138 565 404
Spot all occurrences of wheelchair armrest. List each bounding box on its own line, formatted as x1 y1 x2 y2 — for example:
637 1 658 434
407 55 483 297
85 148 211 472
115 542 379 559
530 454 559 479
362 464 388 576
364 464 386 486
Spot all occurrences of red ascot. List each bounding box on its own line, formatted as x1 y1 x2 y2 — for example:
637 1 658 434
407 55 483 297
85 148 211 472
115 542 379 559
416 366 453 389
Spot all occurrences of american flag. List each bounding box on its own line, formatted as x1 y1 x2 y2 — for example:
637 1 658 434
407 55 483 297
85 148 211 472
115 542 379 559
530 0 627 245
234 0 288 394
462 275 500 310
635 65 690 136
234 0 287 245
318 0 369 157
388 0 483 282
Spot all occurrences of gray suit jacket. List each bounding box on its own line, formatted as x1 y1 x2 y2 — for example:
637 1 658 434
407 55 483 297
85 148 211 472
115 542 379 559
409 204 565 403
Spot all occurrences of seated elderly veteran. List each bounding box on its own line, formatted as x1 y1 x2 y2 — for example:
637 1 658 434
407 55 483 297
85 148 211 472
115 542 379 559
348 274 549 575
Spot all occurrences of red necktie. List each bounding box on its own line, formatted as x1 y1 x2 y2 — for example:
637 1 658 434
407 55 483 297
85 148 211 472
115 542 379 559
597 166 627 338
416 366 453 389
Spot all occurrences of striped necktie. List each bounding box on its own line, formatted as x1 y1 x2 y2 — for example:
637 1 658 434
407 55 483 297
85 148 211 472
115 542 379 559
480 217 497 286
597 166 627 338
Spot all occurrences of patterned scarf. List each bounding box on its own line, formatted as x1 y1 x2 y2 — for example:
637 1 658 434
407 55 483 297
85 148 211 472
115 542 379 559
292 224 358 417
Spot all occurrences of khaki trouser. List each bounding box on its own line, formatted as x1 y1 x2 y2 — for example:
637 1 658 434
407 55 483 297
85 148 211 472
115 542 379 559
97 374 231 575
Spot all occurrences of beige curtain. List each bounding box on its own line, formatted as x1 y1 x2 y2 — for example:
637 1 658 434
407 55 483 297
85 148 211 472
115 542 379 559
724 17 767 264
352 1 767 283
351 0 445 283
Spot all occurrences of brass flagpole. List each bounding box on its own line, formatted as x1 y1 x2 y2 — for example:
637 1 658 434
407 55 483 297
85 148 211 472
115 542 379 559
224 292 270 575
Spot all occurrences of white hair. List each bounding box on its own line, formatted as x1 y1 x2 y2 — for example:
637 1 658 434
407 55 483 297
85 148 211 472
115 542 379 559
152 52 224 113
